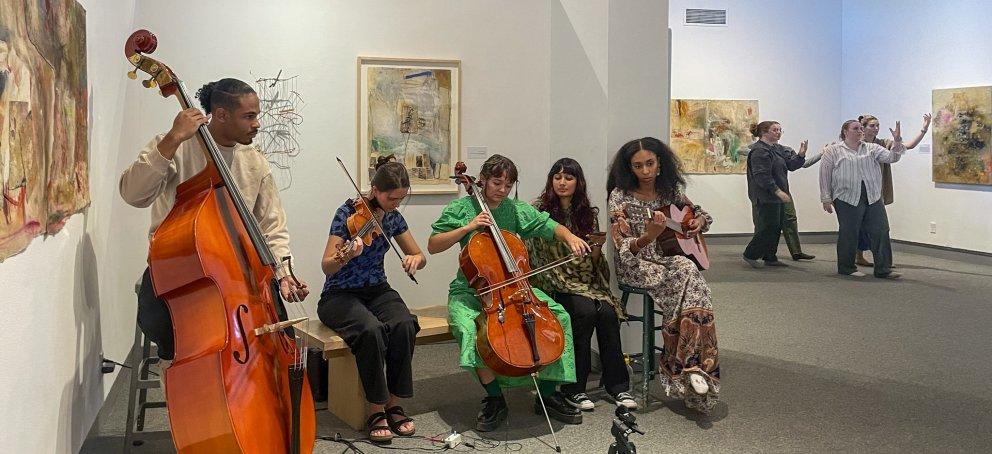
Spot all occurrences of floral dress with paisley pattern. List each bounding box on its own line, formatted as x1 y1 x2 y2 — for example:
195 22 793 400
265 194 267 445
608 187 721 413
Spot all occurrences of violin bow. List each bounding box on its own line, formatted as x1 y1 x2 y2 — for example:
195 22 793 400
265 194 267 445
335 157 419 284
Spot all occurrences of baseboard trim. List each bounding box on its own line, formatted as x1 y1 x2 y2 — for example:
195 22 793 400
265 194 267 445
705 231 992 260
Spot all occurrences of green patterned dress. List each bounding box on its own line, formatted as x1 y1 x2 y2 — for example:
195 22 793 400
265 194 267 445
431 196 576 388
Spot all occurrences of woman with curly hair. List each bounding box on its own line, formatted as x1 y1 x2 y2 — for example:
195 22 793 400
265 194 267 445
607 137 720 413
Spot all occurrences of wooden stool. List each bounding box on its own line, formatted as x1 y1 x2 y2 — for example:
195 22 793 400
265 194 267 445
295 306 452 430
122 321 167 452
619 283 663 409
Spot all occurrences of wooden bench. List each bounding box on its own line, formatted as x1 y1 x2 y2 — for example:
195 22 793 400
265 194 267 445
296 306 452 430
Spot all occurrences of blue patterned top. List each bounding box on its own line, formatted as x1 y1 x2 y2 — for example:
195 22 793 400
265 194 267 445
321 200 409 293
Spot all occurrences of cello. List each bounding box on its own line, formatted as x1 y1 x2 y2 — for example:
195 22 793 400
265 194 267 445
124 30 315 453
452 162 572 377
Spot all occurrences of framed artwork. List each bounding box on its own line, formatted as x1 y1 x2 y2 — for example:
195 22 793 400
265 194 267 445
670 99 758 174
357 57 460 194
932 86 992 185
1 0 89 262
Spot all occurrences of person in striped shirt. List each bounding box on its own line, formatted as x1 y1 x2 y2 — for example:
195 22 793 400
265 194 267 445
819 119 905 278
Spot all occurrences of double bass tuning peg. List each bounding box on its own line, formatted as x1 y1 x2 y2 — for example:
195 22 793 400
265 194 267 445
142 78 158 88
126 69 137 80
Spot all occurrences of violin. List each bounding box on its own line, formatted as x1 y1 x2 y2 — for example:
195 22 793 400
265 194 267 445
329 196 383 264
332 157 418 284
452 162 572 377
125 30 315 453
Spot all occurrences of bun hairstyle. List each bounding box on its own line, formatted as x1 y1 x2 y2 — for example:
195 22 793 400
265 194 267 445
750 121 779 138
370 155 410 191
839 119 861 140
195 78 255 113
858 114 879 126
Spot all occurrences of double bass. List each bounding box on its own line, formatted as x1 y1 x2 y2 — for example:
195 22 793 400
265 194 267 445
452 163 571 377
125 30 315 453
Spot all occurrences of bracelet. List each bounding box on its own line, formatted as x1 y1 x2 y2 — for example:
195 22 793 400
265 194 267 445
632 236 644 249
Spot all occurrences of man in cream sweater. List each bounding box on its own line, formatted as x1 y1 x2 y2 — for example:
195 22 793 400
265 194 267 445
119 78 310 368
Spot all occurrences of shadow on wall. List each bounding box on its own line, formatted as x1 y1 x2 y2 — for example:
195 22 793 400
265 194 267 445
56 216 106 454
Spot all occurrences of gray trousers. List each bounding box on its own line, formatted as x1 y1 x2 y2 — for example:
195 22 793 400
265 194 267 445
833 184 892 276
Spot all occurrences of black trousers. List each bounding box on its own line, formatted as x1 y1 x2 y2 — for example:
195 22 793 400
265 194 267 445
834 184 892 276
136 268 176 360
136 268 294 361
317 283 420 405
744 202 786 262
554 293 630 396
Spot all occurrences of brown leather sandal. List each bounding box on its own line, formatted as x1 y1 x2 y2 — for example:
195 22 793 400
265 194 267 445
385 405 416 436
365 411 393 444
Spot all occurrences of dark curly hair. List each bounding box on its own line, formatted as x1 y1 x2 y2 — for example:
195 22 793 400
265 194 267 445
607 137 685 202
536 158 597 239
195 78 255 113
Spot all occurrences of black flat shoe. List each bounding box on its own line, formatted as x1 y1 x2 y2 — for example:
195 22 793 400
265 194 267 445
764 260 789 267
534 392 582 424
476 396 508 432
791 253 815 261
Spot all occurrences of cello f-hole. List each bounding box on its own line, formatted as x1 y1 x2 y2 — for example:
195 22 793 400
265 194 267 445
233 305 251 364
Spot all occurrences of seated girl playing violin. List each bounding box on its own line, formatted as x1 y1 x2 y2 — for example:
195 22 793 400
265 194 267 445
427 154 591 432
317 157 426 443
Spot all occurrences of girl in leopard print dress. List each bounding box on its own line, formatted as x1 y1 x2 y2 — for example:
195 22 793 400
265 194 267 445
607 137 721 414
526 158 636 412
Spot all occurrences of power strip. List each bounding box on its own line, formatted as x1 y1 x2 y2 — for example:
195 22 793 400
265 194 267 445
444 432 462 448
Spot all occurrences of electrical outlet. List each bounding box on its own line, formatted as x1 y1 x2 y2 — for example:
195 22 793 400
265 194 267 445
929 222 937 234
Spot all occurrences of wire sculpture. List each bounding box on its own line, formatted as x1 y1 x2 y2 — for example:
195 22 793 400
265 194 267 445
254 70 304 191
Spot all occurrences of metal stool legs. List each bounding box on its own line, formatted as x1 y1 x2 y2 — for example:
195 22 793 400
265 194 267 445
123 322 166 452
619 285 663 409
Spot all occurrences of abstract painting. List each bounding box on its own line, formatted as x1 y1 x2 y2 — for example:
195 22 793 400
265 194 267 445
670 99 758 174
358 57 459 193
932 86 992 185
0 0 90 261
0 0 89 261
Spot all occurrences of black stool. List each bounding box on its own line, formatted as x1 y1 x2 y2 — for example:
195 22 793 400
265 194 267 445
619 283 663 409
122 321 167 452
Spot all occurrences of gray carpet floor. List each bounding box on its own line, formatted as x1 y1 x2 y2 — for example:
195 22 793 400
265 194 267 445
81 242 992 453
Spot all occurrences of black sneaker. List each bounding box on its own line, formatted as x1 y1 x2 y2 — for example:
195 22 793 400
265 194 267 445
476 396 508 432
534 392 582 424
564 392 595 411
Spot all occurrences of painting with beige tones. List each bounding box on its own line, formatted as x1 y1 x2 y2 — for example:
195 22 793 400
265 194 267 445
670 99 758 174
358 57 459 194
0 0 89 262
932 86 992 185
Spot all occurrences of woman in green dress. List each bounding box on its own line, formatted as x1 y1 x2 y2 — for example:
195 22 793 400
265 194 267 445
428 154 591 432
526 158 637 412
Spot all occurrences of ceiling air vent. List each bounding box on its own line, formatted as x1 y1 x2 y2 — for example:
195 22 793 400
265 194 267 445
684 8 727 26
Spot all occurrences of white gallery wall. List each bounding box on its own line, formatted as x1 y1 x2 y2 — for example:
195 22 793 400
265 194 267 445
4 2 674 450
841 0 992 253
669 0 843 234
0 1 137 452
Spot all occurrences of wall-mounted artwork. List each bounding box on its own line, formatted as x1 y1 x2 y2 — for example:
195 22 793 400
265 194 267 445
932 86 992 185
0 0 89 262
358 57 460 194
255 70 304 191
670 99 758 174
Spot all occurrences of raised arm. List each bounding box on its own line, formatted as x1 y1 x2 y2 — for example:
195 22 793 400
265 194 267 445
903 113 931 150
119 109 207 207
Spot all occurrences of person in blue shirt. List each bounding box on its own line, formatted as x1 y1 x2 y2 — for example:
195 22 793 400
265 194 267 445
317 157 426 443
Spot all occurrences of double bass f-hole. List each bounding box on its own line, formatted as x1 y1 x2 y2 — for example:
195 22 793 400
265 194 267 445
233 305 251 364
